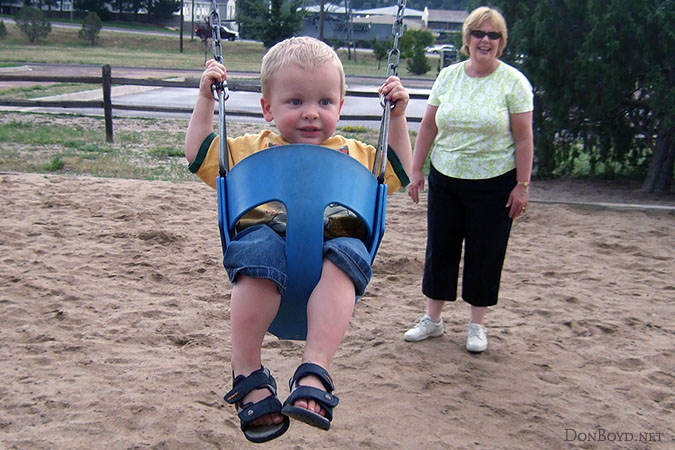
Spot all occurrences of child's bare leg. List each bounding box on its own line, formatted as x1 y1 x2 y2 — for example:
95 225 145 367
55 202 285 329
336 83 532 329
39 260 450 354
295 259 355 416
230 274 283 426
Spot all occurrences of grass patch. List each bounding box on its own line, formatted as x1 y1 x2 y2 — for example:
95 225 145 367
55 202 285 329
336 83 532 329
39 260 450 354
0 119 101 146
148 146 184 158
0 83 101 100
0 112 421 181
0 112 273 181
336 125 380 148
0 113 193 181
339 125 370 133
0 21 436 79
42 156 66 172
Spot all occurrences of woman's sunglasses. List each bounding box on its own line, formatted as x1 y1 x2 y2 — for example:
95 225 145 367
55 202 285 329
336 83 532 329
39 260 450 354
470 30 502 40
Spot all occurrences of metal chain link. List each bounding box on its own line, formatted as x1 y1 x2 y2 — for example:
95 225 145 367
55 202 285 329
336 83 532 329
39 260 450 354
386 0 407 80
374 0 406 182
210 0 229 102
210 0 229 176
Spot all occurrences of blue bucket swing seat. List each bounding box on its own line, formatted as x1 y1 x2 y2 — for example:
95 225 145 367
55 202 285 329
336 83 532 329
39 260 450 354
217 145 387 340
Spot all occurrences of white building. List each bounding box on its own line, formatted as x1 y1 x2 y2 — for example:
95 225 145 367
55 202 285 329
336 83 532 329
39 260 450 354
183 0 237 24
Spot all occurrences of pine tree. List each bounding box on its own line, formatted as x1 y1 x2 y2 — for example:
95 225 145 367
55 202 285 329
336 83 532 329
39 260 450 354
15 6 52 43
79 12 103 46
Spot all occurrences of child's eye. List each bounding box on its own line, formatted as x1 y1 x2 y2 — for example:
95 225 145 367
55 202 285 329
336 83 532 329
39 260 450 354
320 99 332 106
290 99 302 106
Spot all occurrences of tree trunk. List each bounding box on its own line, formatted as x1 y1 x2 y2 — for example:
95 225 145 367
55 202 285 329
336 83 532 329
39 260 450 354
642 126 674 194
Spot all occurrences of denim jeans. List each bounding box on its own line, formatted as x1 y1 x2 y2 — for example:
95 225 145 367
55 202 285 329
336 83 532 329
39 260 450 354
223 224 372 297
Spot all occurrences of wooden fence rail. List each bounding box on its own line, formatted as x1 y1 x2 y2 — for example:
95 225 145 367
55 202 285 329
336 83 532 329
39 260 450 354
0 65 425 142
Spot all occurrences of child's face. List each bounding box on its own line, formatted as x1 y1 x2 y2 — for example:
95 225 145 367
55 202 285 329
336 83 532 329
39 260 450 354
261 62 344 145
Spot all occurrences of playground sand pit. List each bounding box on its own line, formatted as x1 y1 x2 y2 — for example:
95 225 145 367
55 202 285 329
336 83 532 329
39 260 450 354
0 170 673 449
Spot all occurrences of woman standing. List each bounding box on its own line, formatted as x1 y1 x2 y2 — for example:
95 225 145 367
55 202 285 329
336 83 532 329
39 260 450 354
404 6 533 353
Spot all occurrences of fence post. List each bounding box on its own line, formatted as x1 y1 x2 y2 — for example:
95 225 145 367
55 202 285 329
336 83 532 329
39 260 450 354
102 64 113 143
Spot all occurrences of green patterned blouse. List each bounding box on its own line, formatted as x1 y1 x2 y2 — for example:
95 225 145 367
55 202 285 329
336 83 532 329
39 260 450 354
428 60 533 179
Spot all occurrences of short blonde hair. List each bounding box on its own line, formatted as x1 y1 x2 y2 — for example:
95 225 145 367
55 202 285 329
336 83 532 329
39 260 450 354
261 37 346 98
461 6 508 58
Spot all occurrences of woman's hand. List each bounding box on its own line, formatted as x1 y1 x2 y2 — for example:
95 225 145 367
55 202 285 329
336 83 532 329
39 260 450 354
407 170 425 204
506 183 529 219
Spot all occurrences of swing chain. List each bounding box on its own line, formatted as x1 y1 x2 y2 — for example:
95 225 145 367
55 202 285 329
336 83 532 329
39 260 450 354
374 0 406 182
209 0 229 102
386 0 406 81
379 0 406 110
210 0 229 176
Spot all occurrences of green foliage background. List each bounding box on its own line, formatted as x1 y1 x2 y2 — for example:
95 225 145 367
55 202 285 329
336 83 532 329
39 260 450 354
479 0 674 191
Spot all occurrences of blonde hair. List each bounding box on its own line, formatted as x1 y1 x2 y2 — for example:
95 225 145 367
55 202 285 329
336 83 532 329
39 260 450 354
261 37 346 98
461 6 508 58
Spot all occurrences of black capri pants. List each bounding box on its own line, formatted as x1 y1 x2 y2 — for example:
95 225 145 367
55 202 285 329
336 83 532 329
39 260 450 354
422 164 516 307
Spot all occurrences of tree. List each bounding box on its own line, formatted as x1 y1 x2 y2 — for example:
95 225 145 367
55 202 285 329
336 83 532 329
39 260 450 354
74 0 111 21
494 0 674 193
399 29 434 59
79 11 102 45
407 46 431 75
399 29 433 75
15 6 51 43
0 20 7 39
146 0 182 21
372 38 390 70
237 0 305 48
194 20 211 62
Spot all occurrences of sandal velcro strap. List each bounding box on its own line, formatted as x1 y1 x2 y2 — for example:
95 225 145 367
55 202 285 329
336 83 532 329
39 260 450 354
223 366 290 443
236 395 284 425
224 366 277 405
286 385 339 412
289 362 336 394
281 363 340 431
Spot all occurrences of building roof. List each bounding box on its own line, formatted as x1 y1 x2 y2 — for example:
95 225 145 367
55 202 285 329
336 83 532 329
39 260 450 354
353 15 422 30
302 3 348 14
355 6 424 18
425 9 468 23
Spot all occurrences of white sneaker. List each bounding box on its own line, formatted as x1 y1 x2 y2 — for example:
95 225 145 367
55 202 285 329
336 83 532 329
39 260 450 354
404 315 444 342
466 323 488 353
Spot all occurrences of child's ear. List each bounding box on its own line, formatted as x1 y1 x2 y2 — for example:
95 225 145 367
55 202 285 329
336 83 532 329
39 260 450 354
338 97 345 114
260 97 274 122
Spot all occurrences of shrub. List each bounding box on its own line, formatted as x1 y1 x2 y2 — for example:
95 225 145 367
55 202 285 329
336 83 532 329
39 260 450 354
79 12 103 46
406 46 431 75
0 20 7 39
372 38 390 71
43 157 66 172
15 6 51 43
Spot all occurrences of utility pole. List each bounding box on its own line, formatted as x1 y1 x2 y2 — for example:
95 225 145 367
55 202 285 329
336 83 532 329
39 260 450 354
180 0 184 53
319 0 325 41
345 0 356 63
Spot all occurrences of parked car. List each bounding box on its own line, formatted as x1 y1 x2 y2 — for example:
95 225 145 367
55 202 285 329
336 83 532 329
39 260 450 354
219 25 239 41
425 44 456 54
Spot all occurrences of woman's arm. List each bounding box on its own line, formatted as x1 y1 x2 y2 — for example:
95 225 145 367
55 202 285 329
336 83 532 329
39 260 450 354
407 105 439 204
505 110 534 218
